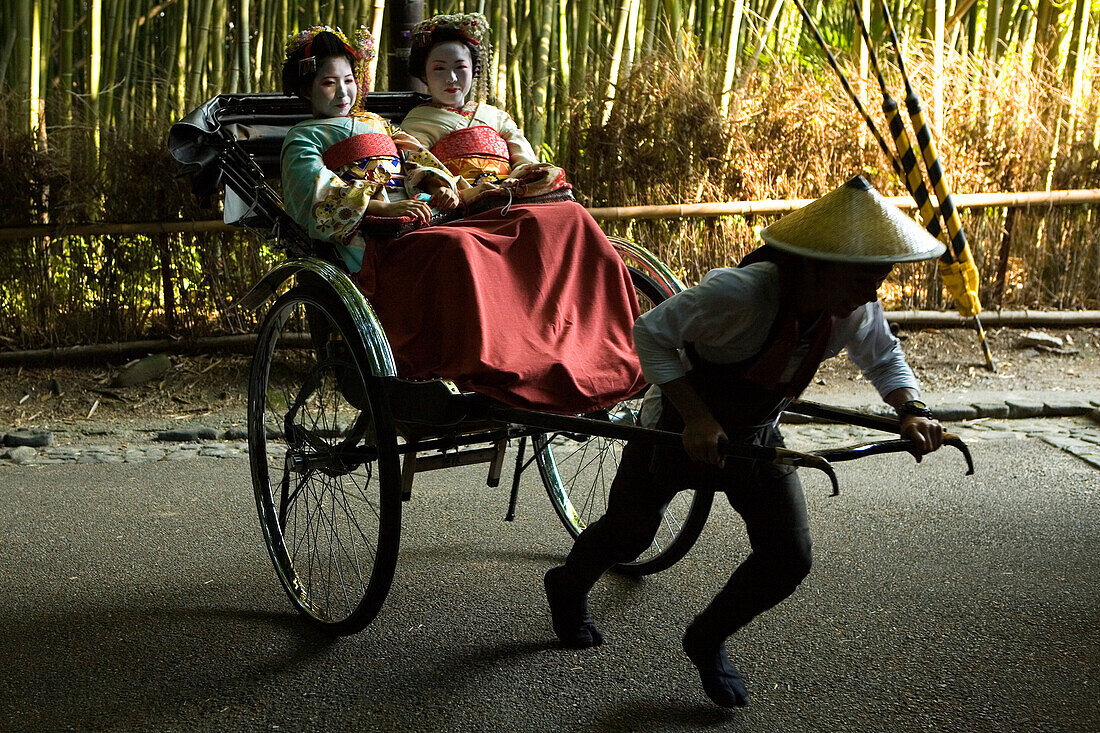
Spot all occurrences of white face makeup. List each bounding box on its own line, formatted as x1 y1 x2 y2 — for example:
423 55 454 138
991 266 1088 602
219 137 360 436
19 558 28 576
424 40 473 108
308 55 357 118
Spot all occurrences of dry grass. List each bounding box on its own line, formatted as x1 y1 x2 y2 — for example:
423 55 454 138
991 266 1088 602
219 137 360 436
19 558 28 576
569 47 1100 309
0 117 271 349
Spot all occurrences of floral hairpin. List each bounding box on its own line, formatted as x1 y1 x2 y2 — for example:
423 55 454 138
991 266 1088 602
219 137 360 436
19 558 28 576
285 25 360 59
411 12 491 49
285 25 378 104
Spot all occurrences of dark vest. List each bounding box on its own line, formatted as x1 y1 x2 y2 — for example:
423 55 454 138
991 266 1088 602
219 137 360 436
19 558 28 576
649 259 833 486
681 283 834 436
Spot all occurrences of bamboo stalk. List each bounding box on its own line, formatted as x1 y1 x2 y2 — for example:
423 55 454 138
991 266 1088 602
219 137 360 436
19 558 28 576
492 0 507 105
528 0 554 145
0 22 16 99
370 0 386 92
15 0 31 134
100 0 127 127
944 0 978 32
342 0 361 36
89 0 103 152
719 0 746 117
932 0 944 136
601 0 634 124
118 0 141 134
209 0 226 96
509 5 524 128
175 0 190 114
1030 0 1061 76
662 0 684 57
984 0 1001 63
569 0 590 101
186 0 215 109
555 0 570 154
30 0 42 141
735 0 785 92
641 0 660 55
59 0 74 131
254 0 269 92
238 0 252 94
624 0 641 70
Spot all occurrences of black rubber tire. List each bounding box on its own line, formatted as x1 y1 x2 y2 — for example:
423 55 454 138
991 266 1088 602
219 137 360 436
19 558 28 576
248 286 402 634
534 266 713 576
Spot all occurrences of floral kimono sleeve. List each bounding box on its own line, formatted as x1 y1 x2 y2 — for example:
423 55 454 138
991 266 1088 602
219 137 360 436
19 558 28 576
280 124 382 248
391 126 458 197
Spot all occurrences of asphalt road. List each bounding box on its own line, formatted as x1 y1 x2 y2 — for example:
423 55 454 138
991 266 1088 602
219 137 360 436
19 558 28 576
1 435 1097 732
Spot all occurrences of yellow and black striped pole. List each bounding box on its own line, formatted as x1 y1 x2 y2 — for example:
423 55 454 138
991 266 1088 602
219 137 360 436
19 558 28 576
878 0 996 372
850 3 943 239
793 0 994 371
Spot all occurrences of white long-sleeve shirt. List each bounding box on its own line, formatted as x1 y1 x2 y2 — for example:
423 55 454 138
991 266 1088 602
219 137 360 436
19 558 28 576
634 262 919 405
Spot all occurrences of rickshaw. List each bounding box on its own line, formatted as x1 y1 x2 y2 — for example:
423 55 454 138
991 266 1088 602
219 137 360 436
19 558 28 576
169 92 973 636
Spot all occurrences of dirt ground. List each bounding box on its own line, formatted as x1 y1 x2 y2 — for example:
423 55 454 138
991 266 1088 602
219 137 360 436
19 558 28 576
1 326 1098 437
811 325 1100 399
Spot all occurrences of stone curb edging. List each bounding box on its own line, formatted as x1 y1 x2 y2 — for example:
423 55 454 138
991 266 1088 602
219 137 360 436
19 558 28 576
3 398 1100 465
780 398 1100 425
0 426 255 465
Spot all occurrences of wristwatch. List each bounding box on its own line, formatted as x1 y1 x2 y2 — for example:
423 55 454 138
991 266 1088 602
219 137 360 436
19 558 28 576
895 399 934 419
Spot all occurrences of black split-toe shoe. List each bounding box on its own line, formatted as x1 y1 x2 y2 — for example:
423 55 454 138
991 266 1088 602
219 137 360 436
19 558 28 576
544 567 604 649
681 628 749 708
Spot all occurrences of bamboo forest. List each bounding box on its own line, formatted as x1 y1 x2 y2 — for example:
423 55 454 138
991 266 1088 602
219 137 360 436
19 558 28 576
0 0 1097 347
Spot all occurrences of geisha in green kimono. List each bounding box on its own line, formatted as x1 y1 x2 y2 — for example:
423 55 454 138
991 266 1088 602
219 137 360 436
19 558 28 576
279 25 459 273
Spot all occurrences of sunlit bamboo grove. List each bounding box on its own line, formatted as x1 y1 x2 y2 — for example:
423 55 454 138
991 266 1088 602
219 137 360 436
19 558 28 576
0 0 1097 346
3 0 1097 158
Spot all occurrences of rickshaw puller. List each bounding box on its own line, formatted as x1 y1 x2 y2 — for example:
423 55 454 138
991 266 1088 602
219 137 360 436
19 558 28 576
544 175 947 708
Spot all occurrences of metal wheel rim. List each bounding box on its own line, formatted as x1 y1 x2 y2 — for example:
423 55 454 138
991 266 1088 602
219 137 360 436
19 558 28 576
248 290 400 631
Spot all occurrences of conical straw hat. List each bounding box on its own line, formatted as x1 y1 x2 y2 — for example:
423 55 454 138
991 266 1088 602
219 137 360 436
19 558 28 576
759 175 946 263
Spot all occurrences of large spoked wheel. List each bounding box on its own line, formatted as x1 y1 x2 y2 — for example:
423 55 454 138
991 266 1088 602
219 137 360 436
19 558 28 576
534 267 713 577
248 286 402 634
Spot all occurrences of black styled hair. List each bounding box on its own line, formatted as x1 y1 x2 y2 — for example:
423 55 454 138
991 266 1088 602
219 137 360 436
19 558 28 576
282 31 358 98
407 28 480 82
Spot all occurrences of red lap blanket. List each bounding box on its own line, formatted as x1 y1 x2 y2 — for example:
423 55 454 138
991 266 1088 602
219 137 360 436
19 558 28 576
354 201 646 414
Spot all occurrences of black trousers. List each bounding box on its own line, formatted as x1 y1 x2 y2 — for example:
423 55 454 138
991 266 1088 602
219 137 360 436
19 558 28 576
561 425 813 641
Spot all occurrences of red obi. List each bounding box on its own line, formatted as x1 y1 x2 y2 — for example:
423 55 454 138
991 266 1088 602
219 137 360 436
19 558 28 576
431 126 511 178
322 133 399 170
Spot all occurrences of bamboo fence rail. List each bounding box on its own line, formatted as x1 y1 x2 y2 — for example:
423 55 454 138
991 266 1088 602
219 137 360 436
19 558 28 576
1 189 1097 241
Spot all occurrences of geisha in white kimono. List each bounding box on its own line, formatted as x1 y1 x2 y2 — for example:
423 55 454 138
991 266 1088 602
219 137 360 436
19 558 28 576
400 101 569 203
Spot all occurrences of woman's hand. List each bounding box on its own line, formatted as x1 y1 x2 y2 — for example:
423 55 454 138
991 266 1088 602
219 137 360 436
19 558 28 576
509 162 553 184
425 184 459 211
368 198 433 223
459 180 503 205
